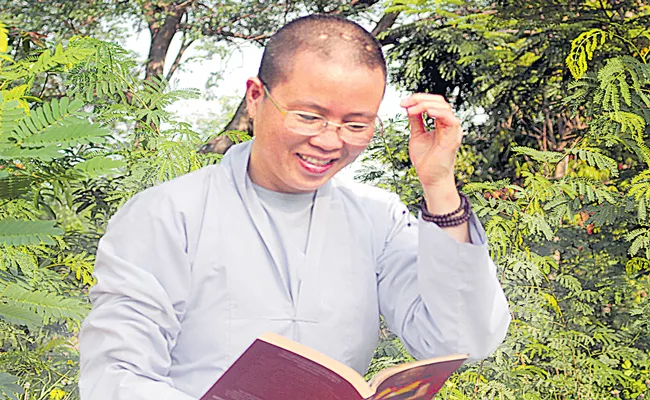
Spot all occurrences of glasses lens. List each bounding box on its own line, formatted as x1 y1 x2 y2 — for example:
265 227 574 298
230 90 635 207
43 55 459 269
285 112 383 145
339 117 383 145
285 111 326 135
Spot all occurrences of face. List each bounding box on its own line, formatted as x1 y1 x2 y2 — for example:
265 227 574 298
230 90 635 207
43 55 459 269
246 51 385 193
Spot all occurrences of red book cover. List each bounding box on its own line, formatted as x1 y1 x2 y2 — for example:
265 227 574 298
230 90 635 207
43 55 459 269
200 333 467 400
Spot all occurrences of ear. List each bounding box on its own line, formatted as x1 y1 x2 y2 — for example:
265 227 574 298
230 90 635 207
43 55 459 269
245 77 265 119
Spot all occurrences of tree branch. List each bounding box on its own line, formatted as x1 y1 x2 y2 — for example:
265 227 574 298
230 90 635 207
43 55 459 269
197 25 274 42
142 1 161 36
323 0 381 15
372 11 400 37
177 0 196 8
166 38 195 81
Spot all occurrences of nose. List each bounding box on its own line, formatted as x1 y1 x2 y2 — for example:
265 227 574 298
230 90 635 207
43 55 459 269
309 123 344 151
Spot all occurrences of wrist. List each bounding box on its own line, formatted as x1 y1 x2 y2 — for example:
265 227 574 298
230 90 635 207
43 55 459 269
422 180 460 215
420 191 472 227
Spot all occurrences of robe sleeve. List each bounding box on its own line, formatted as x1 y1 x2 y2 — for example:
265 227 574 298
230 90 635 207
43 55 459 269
376 196 511 361
79 189 197 400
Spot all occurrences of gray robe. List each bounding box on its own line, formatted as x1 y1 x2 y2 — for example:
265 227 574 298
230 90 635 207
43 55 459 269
79 140 510 399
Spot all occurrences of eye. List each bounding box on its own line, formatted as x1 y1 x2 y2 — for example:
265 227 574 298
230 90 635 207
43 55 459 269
295 112 323 123
345 122 369 132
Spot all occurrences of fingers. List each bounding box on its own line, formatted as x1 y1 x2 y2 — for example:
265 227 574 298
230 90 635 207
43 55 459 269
403 103 460 126
407 113 426 137
400 93 450 109
400 94 461 131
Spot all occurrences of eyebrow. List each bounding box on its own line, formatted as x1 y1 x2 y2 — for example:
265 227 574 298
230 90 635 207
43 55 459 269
289 100 376 119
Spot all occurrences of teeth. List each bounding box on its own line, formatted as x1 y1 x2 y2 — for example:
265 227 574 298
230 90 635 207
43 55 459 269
299 154 333 166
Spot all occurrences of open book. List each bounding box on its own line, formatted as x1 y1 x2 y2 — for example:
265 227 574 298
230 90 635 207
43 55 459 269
200 332 468 400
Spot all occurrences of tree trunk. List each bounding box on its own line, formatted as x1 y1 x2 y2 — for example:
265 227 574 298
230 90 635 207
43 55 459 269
200 11 402 154
144 2 187 80
198 99 252 154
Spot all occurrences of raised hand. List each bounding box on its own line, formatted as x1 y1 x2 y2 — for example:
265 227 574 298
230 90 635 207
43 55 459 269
400 93 463 190
400 94 470 241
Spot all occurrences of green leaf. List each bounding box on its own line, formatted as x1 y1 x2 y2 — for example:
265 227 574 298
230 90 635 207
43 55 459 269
51 96 61 120
0 143 64 161
73 157 125 178
12 96 85 140
625 258 650 277
512 146 564 164
567 148 619 177
0 281 89 324
33 106 48 130
21 120 109 148
0 372 23 400
0 174 33 199
0 218 63 246
0 99 26 138
0 302 42 327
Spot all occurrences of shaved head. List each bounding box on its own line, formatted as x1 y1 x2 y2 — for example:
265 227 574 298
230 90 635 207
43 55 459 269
258 14 386 89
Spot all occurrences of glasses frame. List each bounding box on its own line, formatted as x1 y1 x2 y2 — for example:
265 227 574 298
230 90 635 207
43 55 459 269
260 83 383 145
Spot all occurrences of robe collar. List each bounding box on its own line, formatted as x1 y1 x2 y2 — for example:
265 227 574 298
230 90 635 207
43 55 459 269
222 140 330 320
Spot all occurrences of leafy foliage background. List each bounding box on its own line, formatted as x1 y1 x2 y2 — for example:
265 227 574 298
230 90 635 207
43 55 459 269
359 1 650 399
1 0 650 399
0 21 242 399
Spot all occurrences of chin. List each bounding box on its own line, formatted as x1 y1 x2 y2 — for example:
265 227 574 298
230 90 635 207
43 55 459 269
290 175 333 193
294 181 327 193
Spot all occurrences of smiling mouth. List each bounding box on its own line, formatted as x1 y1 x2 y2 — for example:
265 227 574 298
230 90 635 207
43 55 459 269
297 154 336 166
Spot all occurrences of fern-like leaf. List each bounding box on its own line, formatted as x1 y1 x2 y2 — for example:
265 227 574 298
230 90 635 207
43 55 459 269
66 37 137 102
26 43 94 76
0 97 26 139
625 257 650 277
0 144 63 161
0 280 89 325
0 372 23 400
73 156 124 178
601 111 646 143
566 29 611 80
54 252 96 286
21 120 109 148
11 97 84 140
0 218 63 246
596 57 648 112
0 174 33 199
566 147 618 177
512 146 564 164
0 302 42 327
626 228 650 258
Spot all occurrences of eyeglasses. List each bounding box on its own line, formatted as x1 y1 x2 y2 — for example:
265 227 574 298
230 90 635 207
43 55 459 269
261 84 383 146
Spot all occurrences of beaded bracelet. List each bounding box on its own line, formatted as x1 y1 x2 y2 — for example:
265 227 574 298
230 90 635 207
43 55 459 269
420 192 472 227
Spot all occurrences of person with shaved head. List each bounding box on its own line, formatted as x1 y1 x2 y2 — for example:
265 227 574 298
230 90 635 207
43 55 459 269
79 15 510 400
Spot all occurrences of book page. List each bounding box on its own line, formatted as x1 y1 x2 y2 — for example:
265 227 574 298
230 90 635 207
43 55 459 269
369 356 467 400
201 334 373 400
